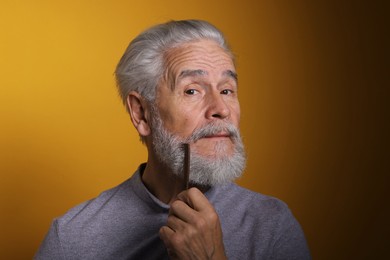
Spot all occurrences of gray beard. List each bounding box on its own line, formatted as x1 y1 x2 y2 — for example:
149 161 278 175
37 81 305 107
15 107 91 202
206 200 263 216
149 105 246 187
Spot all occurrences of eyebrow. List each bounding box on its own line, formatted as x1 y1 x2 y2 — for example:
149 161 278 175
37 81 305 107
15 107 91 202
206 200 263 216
178 69 238 82
224 70 238 81
178 69 207 79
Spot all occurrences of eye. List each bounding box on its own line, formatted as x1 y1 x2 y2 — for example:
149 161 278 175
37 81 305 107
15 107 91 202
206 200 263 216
221 89 234 95
185 89 198 95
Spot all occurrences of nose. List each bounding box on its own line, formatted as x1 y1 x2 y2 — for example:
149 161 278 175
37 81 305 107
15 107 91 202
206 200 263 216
205 92 231 120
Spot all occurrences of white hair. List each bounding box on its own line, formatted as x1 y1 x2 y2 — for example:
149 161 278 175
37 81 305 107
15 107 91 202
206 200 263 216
115 20 233 106
149 104 246 187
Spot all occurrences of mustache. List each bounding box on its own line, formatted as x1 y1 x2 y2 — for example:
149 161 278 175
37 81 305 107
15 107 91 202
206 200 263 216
185 121 240 143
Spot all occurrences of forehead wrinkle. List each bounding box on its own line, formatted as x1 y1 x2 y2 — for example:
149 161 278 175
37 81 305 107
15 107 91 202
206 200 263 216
163 41 234 90
169 47 231 71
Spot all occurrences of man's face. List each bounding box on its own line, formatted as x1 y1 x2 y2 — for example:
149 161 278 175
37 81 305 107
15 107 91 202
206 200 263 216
156 39 240 159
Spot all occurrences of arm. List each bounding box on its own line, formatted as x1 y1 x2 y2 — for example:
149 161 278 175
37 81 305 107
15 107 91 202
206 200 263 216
34 220 65 260
159 188 227 260
271 205 311 260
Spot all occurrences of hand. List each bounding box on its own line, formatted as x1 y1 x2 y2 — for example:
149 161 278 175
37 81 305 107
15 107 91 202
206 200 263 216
159 188 227 260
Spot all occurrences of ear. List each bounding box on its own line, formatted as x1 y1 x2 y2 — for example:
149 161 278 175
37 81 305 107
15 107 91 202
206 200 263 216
127 91 151 137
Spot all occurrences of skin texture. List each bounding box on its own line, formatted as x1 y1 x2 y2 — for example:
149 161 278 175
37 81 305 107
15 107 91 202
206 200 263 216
127 39 240 259
158 40 240 158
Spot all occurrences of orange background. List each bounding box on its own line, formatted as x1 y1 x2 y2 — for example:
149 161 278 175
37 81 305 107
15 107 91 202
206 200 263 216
0 1 388 259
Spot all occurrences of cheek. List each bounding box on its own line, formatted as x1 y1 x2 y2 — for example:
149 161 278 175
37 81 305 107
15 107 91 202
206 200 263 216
176 111 206 137
180 114 198 133
231 103 241 123
164 112 196 137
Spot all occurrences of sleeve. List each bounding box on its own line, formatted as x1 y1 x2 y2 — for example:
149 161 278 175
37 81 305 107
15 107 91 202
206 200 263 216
34 219 66 260
271 205 311 260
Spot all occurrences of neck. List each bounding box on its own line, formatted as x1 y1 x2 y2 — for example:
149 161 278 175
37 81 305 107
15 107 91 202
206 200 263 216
141 156 185 205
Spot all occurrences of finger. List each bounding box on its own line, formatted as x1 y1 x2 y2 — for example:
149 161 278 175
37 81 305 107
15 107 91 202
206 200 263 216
159 225 174 246
166 213 188 232
159 226 184 260
176 187 213 213
169 199 197 222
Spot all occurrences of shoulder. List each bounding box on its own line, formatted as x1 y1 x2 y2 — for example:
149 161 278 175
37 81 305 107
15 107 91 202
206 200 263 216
36 174 143 259
213 183 304 243
56 165 148 227
214 184 311 259
35 177 135 259
214 183 291 219
57 177 131 227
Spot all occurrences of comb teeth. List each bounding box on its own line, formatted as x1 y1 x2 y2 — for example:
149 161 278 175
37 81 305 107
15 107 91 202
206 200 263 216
183 143 190 190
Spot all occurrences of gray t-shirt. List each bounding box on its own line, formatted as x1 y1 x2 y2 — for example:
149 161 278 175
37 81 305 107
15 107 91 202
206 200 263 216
35 164 310 259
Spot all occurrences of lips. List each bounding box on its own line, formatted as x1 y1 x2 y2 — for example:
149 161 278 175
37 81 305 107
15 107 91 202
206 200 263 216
204 132 230 138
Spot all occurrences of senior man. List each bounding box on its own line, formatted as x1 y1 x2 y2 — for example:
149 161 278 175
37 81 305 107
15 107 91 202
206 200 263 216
36 20 310 259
